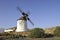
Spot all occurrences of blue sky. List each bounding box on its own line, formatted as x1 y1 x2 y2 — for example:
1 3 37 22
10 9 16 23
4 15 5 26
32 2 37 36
0 0 60 29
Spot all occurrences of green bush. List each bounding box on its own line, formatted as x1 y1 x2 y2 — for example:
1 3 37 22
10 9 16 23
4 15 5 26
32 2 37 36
44 34 54 38
28 28 45 38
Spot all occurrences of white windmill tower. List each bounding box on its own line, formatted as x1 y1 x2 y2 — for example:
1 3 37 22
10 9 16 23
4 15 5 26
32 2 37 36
16 7 34 32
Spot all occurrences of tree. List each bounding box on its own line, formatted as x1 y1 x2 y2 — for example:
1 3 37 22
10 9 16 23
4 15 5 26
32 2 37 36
28 28 45 38
54 26 60 37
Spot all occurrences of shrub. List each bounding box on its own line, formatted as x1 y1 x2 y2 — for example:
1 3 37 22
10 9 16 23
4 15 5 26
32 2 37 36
44 34 54 38
28 28 45 38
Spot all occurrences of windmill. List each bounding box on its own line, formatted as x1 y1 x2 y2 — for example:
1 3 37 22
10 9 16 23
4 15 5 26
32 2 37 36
16 7 34 32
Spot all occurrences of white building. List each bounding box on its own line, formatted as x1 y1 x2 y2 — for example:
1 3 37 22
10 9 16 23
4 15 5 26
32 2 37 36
4 29 13 32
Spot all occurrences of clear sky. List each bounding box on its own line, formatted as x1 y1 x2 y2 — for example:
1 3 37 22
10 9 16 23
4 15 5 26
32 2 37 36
0 0 60 29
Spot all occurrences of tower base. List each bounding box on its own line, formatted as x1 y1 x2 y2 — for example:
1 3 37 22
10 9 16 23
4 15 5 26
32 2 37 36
15 20 28 32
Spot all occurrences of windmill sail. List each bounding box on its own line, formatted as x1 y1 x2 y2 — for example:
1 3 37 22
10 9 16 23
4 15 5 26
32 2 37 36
16 7 26 15
16 7 23 13
27 18 34 25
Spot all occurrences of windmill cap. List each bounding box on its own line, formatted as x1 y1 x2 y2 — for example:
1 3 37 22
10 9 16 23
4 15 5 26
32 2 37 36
17 16 27 20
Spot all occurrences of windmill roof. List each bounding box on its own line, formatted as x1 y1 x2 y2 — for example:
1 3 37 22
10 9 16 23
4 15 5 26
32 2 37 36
17 16 27 20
